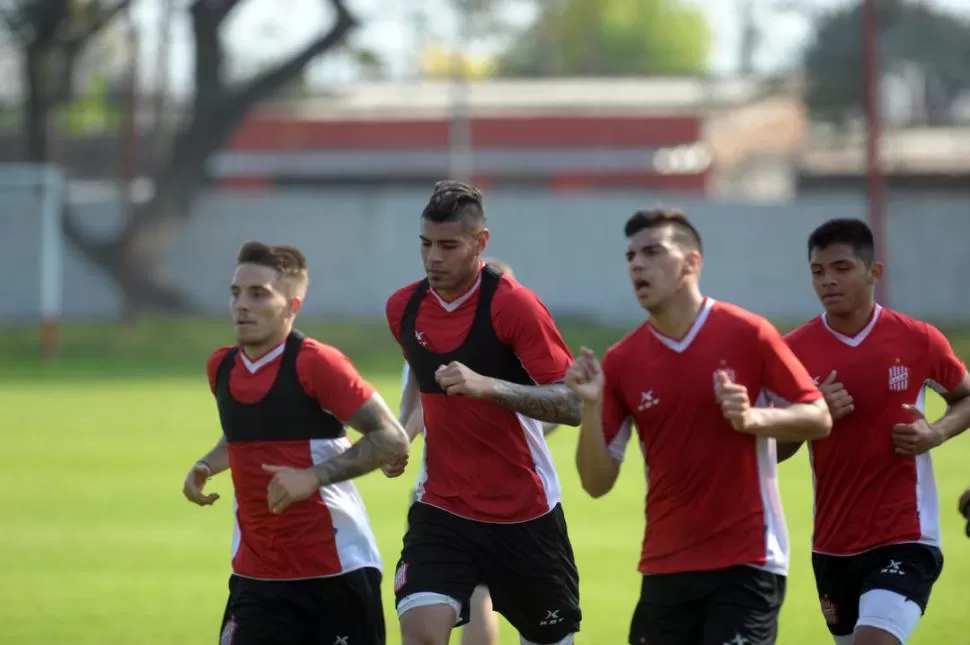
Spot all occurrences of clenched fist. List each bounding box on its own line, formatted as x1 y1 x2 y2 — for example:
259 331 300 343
714 370 755 433
565 347 605 404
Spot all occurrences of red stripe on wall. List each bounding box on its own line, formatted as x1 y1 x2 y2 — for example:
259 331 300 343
229 116 701 151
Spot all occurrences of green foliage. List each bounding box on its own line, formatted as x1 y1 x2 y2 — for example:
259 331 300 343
803 0 970 125
497 0 711 77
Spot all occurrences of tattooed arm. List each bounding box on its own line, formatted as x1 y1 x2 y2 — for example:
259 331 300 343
488 380 582 426
311 393 410 487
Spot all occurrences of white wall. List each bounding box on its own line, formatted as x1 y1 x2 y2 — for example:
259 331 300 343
2 187 968 325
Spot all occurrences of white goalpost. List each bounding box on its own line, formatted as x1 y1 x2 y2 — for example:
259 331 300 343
0 163 66 359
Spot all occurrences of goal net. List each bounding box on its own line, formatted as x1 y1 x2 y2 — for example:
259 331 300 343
0 163 66 359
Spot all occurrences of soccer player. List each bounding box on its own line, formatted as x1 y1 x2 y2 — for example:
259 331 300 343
565 209 832 645
779 218 970 645
181 241 410 645
385 181 583 645
396 256 560 645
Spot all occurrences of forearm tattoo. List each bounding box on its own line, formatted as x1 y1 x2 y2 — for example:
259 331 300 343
489 381 582 426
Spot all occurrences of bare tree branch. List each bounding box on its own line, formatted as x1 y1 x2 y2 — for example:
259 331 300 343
230 0 356 109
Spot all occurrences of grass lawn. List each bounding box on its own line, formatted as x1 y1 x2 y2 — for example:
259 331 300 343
2 319 969 644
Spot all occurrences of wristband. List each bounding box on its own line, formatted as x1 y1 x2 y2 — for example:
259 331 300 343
197 459 212 474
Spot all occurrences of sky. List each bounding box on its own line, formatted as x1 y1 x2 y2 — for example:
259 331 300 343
129 0 970 97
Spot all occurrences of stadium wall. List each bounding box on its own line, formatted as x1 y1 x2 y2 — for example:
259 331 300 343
1 187 968 325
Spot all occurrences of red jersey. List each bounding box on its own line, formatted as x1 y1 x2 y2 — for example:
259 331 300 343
785 305 967 555
207 335 382 580
601 298 821 575
386 269 573 523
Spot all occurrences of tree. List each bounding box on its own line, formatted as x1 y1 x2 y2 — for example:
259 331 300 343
496 0 711 77
2 0 358 312
802 0 970 126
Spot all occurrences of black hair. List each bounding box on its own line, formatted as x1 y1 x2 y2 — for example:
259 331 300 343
807 218 875 264
421 180 486 226
624 208 703 254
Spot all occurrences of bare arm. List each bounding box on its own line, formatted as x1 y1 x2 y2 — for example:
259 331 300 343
933 375 970 442
487 380 582 426
198 435 230 475
575 401 621 498
747 399 832 441
399 365 419 428
312 393 410 487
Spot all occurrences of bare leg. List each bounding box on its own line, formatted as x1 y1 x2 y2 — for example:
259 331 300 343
460 585 500 645
400 603 457 645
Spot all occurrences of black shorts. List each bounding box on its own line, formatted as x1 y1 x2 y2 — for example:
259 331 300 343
394 502 581 643
628 565 786 645
219 568 385 645
811 543 943 636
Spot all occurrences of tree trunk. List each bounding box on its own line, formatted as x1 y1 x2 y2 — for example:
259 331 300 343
58 0 358 315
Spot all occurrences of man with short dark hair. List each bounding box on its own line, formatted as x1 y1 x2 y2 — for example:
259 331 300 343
386 181 583 645
182 241 409 645
780 218 970 645
395 256 559 645
566 209 831 645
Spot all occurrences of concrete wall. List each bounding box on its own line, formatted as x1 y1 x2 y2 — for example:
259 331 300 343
2 186 968 325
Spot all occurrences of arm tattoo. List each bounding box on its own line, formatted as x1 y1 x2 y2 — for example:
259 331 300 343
489 381 582 426
312 394 409 487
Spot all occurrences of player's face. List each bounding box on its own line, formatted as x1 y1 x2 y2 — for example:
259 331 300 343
230 264 298 348
626 225 698 311
810 243 882 315
420 219 489 293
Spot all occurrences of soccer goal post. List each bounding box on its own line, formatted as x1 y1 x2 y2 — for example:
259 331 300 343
0 163 66 359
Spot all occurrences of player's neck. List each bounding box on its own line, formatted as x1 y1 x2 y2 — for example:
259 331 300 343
649 288 706 340
433 264 482 302
242 326 292 360
825 301 877 336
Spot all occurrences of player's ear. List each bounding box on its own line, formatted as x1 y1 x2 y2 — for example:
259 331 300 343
476 228 490 253
288 296 304 317
869 261 884 282
686 249 703 275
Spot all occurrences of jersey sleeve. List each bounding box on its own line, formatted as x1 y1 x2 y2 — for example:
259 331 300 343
297 343 377 422
206 347 233 395
759 320 821 405
925 323 967 393
385 286 414 345
493 285 573 385
601 349 634 462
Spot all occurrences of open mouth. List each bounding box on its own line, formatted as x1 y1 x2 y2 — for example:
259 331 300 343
633 278 651 291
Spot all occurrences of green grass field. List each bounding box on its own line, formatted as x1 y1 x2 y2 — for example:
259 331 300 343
3 319 970 644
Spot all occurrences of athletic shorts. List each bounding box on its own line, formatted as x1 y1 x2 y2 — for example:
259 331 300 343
218 568 385 645
394 501 581 643
812 543 943 638
628 565 786 645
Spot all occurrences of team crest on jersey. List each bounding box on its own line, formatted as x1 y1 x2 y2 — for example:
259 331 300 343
394 562 408 592
888 358 909 392
819 596 839 625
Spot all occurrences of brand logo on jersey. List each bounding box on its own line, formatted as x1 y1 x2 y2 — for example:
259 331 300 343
819 596 839 624
889 359 909 392
881 559 905 575
723 634 749 645
394 563 408 592
539 609 564 627
333 637 349 645
415 330 428 347
637 391 660 411
813 375 821 386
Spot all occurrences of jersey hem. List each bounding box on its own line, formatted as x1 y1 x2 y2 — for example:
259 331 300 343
638 560 788 577
811 537 941 558
413 498 560 525
230 562 383 582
